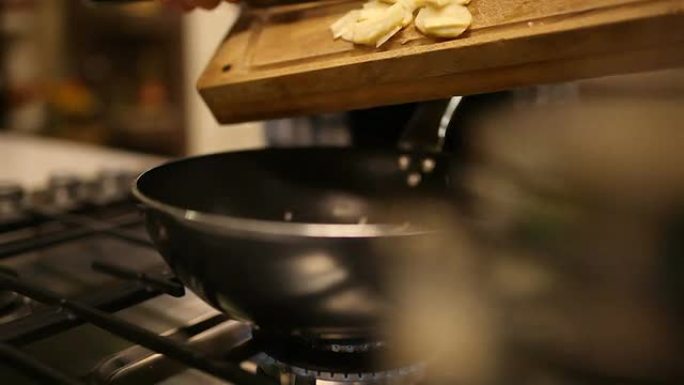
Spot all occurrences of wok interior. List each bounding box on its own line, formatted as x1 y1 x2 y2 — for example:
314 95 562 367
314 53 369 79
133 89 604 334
137 148 457 225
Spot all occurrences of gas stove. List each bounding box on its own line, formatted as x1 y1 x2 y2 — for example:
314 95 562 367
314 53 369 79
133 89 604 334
0 174 422 385
0 137 424 385
5 136 670 385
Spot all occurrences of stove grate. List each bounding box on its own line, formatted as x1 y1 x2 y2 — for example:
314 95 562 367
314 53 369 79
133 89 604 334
0 342 85 385
0 213 144 259
0 201 168 345
92 261 185 297
0 273 273 385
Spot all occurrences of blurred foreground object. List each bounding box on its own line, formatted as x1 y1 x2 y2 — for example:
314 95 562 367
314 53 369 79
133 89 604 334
465 69 684 383
380 69 684 385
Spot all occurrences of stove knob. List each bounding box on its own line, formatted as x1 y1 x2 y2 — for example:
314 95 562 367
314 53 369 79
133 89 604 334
90 169 135 204
0 182 26 221
48 173 83 210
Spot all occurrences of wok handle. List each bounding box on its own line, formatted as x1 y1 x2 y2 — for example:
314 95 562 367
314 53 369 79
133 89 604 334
398 97 462 152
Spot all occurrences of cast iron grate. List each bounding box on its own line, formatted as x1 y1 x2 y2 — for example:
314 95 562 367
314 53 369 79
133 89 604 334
0 200 273 385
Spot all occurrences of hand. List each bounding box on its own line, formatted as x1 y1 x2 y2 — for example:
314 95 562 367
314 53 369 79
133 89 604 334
160 0 233 11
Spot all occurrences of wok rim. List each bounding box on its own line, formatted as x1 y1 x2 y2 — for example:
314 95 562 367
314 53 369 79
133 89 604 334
132 147 451 239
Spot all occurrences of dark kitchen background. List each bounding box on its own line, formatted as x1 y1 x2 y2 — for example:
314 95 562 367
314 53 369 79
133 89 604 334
0 0 273 156
1 0 683 157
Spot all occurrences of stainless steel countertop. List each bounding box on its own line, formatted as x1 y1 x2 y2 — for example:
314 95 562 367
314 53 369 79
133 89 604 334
0 133 165 189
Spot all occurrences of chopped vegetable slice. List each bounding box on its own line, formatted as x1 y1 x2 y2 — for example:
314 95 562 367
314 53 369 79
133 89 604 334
330 10 361 39
415 3 471 37
330 0 473 46
353 3 407 46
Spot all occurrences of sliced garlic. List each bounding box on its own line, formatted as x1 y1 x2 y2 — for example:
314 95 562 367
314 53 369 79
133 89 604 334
416 0 470 7
414 8 427 32
376 25 403 47
397 0 417 25
341 24 356 41
423 24 469 37
363 0 389 10
330 0 471 47
330 10 361 39
364 0 390 8
359 1 389 22
402 12 414 27
420 0 450 7
415 3 471 38
370 0 416 25
396 0 419 11
352 3 407 46
424 16 468 28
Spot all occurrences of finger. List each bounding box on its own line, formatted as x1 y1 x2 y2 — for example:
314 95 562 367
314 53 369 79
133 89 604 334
194 0 222 9
159 0 182 11
178 0 197 11
159 0 194 11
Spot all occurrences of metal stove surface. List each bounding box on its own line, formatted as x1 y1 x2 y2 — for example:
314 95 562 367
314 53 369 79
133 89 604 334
87 316 423 385
0 136 226 384
0 158 417 385
0 163 541 385
0 185 225 384
0 172 619 385
2 136 644 385
5 293 221 384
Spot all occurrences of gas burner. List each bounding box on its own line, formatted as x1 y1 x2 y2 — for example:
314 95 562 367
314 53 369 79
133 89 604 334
87 315 425 385
258 354 424 385
0 291 32 324
88 169 136 205
0 181 27 224
327 341 385 353
47 172 85 210
254 331 424 385
0 269 32 323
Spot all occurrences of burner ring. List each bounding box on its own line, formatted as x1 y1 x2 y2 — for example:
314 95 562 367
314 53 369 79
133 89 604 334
253 330 424 383
258 354 425 383
328 341 386 353
0 293 32 323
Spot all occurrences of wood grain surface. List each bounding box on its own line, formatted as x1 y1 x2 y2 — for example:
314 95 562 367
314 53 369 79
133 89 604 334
198 0 684 123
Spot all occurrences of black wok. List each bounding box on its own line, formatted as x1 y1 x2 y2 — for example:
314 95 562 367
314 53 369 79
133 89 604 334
134 101 462 340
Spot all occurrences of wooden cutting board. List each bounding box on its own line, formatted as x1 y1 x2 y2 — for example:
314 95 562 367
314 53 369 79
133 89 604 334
198 0 684 123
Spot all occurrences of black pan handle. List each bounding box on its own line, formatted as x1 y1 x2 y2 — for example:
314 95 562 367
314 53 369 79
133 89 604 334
398 97 462 152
